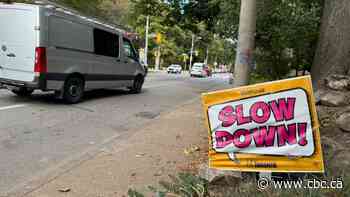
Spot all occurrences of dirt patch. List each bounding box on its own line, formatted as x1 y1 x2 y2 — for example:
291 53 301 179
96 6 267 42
27 99 207 197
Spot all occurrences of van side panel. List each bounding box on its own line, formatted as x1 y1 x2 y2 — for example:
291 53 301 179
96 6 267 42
44 12 135 91
0 4 37 83
45 14 94 90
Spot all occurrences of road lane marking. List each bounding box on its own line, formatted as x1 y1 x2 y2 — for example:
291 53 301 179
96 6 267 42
0 104 27 111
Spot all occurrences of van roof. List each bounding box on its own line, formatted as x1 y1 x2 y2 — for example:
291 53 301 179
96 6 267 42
0 2 126 34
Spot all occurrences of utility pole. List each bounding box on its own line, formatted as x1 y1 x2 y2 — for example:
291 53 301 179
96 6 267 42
233 0 257 87
189 34 195 71
155 46 161 71
154 33 162 71
182 54 188 71
144 16 150 67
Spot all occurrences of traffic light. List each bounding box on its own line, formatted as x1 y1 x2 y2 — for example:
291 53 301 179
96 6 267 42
155 33 162 44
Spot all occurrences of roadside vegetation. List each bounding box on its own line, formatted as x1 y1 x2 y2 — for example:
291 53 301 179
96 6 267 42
3 0 350 196
2 0 321 80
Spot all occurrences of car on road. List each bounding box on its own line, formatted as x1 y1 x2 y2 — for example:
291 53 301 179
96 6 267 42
190 63 212 77
0 3 146 104
166 64 182 74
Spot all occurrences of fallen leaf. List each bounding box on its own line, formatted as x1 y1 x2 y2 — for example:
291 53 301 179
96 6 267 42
184 145 200 155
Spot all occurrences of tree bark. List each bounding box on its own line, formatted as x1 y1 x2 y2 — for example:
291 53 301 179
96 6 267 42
233 0 257 87
155 46 161 71
312 0 350 90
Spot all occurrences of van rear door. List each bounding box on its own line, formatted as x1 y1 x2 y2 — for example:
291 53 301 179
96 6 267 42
0 4 38 82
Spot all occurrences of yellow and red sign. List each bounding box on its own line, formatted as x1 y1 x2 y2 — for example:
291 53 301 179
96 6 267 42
201 76 324 173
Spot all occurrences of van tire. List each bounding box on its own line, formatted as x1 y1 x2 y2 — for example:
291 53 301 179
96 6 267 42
63 76 84 104
12 87 33 97
130 75 144 94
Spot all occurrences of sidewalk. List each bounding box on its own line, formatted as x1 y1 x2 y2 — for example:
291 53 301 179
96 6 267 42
26 98 208 197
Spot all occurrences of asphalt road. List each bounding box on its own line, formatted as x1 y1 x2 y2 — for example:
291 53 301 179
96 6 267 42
0 72 231 195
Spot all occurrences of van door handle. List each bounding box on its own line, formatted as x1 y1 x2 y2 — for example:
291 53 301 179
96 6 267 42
7 53 16 57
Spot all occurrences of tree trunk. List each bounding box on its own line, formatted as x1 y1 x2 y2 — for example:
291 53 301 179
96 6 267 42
312 0 350 90
233 0 257 87
155 47 161 71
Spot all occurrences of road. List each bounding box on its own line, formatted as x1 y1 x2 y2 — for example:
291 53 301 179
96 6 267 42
0 72 231 195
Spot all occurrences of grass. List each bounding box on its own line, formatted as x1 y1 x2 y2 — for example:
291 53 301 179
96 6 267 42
128 172 350 197
128 173 208 197
249 72 270 85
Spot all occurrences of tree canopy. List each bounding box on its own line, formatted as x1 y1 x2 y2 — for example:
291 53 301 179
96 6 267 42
4 0 324 77
215 0 323 80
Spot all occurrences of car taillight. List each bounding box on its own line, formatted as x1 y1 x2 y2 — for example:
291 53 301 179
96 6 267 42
34 47 47 73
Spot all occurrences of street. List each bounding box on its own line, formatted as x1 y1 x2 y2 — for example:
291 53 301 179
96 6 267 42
0 72 230 195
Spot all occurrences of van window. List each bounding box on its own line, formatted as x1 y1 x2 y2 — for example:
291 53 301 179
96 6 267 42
123 38 137 60
93 29 119 57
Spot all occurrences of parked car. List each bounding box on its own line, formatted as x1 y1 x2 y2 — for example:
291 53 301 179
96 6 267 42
167 64 182 74
190 63 211 77
0 3 146 103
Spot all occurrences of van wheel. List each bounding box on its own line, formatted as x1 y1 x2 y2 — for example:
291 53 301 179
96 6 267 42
63 76 84 104
12 87 33 97
130 75 144 94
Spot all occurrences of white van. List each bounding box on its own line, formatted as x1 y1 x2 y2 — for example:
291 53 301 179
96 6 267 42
0 3 146 103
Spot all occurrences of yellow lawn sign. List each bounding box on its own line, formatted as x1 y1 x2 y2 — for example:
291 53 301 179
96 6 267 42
201 76 324 173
